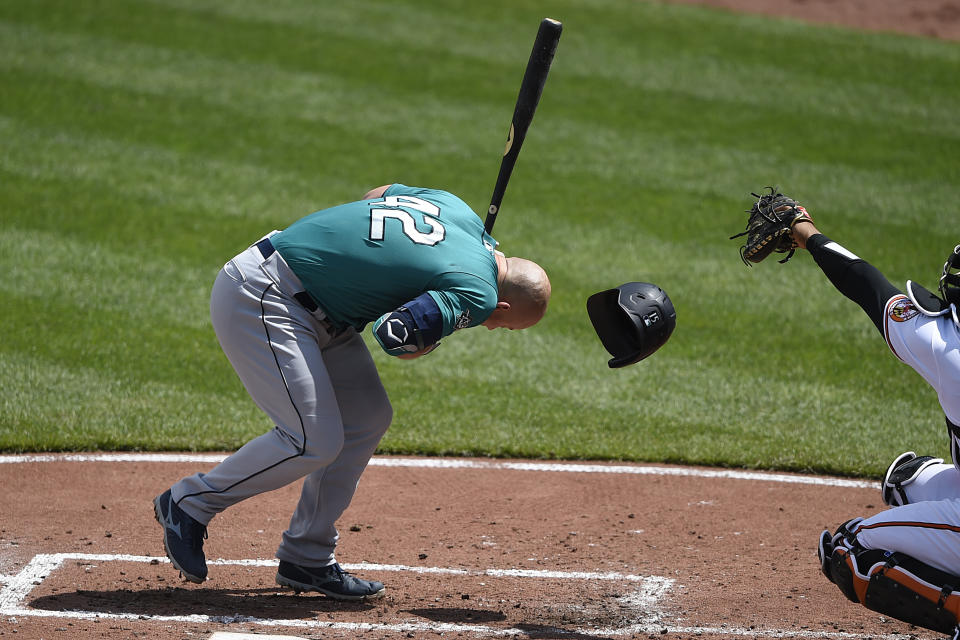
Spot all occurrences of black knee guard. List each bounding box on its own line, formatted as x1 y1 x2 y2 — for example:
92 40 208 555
818 518 863 584
881 451 943 506
829 541 960 634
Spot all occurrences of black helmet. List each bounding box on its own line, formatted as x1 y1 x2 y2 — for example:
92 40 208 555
586 282 676 368
940 244 960 308
905 243 960 331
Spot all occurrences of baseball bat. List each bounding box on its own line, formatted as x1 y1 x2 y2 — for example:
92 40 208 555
484 17 562 235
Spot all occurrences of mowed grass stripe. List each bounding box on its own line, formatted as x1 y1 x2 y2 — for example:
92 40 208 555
120 0 960 136
0 228 215 330
1 59 955 245
0 352 261 451
0 286 225 393
0 116 332 231
0 21 504 142
1 11 955 211
1 19 955 238
2 16 957 151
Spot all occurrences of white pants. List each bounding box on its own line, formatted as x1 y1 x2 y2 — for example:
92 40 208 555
171 237 392 567
855 462 960 575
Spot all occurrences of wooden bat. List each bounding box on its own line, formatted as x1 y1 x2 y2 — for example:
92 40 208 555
484 18 562 235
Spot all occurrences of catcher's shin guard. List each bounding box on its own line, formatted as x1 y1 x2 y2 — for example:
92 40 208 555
829 542 960 634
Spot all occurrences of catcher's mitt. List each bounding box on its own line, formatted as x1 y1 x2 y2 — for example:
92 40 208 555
730 188 812 265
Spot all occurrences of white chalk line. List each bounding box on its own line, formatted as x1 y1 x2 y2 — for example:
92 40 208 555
2 552 663 583
0 453 876 489
210 633 309 640
0 604 918 640
0 552 912 639
0 552 677 637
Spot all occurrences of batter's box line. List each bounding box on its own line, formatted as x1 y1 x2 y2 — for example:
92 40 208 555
0 552 674 634
0 553 913 639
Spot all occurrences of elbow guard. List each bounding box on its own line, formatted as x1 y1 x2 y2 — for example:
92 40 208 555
373 293 443 357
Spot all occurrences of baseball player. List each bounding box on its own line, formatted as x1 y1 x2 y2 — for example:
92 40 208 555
733 195 960 636
153 183 550 599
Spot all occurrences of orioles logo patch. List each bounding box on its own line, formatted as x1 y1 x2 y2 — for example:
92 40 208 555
888 297 919 323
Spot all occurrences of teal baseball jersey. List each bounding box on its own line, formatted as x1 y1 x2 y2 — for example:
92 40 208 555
271 184 500 335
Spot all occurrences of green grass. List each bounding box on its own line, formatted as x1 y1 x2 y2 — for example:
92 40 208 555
1 0 958 477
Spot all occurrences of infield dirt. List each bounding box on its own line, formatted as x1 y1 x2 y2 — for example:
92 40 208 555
0 456 939 639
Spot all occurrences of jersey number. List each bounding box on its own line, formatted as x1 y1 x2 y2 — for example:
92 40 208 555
369 196 446 246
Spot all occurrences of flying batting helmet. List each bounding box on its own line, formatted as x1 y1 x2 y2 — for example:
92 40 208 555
586 282 676 368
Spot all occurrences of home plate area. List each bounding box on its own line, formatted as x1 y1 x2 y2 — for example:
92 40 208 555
3 552 673 638
0 454 945 638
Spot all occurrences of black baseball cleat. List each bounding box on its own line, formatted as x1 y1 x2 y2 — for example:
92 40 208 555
153 489 208 583
276 560 385 600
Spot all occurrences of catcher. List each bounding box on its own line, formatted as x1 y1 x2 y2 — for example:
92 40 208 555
732 189 960 638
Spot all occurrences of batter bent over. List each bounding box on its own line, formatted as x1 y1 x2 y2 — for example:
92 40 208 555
153 184 550 599
758 206 960 636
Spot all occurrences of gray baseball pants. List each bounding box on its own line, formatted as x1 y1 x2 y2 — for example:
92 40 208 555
171 235 393 567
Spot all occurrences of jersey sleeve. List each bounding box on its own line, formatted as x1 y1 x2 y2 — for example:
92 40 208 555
426 274 499 337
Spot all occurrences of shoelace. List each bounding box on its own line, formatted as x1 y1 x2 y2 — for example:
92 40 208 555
327 563 368 585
